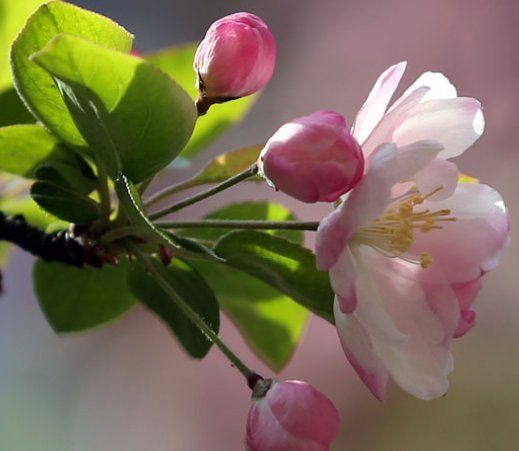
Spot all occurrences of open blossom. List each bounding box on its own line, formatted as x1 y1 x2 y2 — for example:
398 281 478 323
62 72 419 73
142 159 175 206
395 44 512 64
259 110 364 203
316 63 510 400
194 12 276 100
246 379 340 451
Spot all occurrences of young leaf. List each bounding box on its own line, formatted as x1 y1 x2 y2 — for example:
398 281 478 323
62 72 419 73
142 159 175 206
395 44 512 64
0 88 34 126
0 0 46 91
10 0 134 147
214 231 334 323
168 145 262 190
128 258 220 359
32 34 196 182
0 124 90 182
30 181 100 224
146 44 258 159
33 258 136 333
192 260 308 372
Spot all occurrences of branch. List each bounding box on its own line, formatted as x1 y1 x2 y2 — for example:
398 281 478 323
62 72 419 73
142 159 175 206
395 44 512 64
0 212 116 270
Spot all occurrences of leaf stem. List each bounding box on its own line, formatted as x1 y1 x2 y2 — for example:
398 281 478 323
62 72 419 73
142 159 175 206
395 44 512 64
157 219 320 231
148 163 258 220
130 245 255 380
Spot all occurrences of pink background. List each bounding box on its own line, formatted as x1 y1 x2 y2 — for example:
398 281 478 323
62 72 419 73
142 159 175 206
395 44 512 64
1 0 518 449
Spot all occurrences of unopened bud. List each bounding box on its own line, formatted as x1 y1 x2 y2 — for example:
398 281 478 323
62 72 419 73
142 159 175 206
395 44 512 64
259 110 364 203
194 12 276 114
246 380 340 451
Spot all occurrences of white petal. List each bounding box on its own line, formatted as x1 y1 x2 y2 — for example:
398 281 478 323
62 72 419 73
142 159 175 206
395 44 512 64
334 300 389 401
395 140 444 181
364 254 457 399
390 71 457 112
393 98 484 159
361 86 430 159
353 62 407 144
414 158 459 200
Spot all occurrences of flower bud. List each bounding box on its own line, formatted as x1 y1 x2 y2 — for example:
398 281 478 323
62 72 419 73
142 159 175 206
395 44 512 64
259 110 364 203
194 13 276 112
246 379 340 451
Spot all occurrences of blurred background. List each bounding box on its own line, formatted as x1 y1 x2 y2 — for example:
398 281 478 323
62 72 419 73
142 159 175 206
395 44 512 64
1 0 519 449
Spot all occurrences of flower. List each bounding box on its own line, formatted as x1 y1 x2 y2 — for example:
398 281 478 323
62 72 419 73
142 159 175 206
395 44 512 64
246 379 340 451
259 110 364 203
194 12 276 103
315 64 510 400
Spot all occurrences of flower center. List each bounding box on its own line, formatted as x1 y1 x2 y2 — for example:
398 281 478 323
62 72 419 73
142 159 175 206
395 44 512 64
352 187 456 268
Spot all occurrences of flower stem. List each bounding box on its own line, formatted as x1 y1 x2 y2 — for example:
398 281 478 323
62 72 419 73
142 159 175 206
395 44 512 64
144 178 200 209
130 245 255 380
157 219 319 231
148 163 258 220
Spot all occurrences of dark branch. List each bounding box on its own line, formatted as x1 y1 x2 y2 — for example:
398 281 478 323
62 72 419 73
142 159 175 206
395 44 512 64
0 212 116 271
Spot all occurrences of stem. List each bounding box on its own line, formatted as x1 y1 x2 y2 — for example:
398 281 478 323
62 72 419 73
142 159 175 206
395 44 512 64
96 162 112 227
149 163 258 221
137 176 155 196
130 245 254 379
144 178 200 209
157 219 320 231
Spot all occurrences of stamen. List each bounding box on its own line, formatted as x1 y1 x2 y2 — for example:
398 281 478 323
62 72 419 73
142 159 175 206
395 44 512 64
351 186 455 268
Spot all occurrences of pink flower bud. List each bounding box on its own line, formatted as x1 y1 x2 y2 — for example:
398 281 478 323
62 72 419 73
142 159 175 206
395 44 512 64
246 379 340 451
194 13 276 101
259 110 364 203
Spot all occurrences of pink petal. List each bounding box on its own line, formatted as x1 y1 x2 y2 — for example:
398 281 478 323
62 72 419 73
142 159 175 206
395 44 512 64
414 158 459 200
362 254 457 399
329 249 357 313
453 309 476 338
412 183 510 282
316 143 397 269
352 61 407 144
334 300 388 401
267 381 340 447
393 98 484 159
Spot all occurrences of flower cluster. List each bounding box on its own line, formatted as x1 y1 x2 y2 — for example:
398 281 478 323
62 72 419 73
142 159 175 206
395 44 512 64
196 11 509 450
260 61 510 401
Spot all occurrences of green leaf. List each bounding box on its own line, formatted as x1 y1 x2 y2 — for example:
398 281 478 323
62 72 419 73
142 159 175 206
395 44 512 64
0 124 91 182
172 145 262 191
32 34 196 182
30 181 100 224
193 261 308 371
0 196 65 230
214 231 334 323
183 201 309 370
0 0 46 91
0 88 34 126
128 258 220 359
33 258 136 333
10 0 134 147
146 44 258 159
0 242 12 270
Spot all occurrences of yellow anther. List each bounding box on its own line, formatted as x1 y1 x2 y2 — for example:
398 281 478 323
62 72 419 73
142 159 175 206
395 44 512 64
420 252 433 268
352 186 455 269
